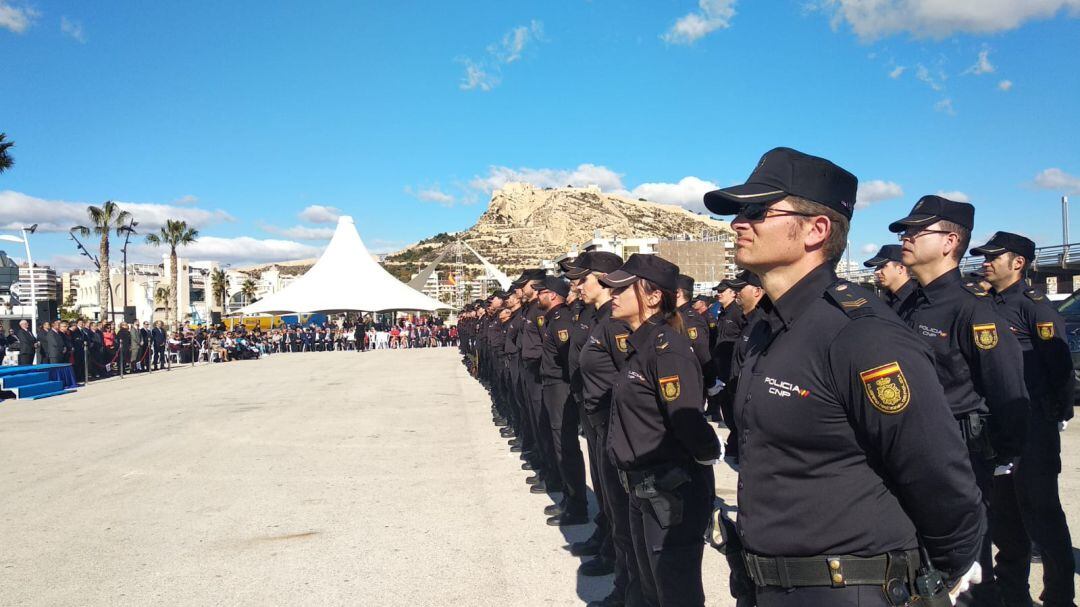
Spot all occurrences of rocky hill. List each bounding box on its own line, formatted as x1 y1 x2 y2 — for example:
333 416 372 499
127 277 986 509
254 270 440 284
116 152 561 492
384 183 733 278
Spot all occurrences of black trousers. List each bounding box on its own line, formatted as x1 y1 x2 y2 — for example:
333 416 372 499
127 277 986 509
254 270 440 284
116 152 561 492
595 418 637 603
152 344 166 369
18 352 34 366
543 381 587 513
628 462 713 607
992 413 1075 607
964 447 998 605
580 408 615 558
522 360 558 481
717 388 738 455
72 349 86 382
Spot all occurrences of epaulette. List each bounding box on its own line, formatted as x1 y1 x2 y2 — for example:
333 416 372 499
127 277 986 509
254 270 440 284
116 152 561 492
655 330 670 351
825 281 876 319
1024 288 1046 303
961 281 988 297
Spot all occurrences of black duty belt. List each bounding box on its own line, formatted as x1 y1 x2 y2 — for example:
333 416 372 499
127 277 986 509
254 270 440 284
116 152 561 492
743 551 919 588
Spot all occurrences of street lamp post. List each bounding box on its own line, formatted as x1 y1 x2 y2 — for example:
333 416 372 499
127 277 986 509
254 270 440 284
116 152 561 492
119 218 138 321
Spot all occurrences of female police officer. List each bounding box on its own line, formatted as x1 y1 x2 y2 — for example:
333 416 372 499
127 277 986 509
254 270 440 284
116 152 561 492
601 253 721 607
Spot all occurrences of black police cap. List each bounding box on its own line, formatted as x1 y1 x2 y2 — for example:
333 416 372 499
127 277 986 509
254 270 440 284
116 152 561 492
534 275 571 298
726 269 762 289
693 294 713 305
677 274 695 293
557 256 580 273
713 279 733 292
970 231 1036 261
564 251 624 279
863 244 904 268
703 147 859 219
888 195 974 232
600 253 680 292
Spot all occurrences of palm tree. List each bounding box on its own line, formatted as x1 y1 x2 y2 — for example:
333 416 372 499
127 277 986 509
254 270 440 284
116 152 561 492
240 277 258 304
210 268 228 313
0 133 14 175
154 285 172 309
145 219 199 326
73 201 131 321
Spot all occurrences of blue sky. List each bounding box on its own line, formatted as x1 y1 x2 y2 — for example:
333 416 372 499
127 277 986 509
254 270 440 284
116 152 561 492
2 1 1079 270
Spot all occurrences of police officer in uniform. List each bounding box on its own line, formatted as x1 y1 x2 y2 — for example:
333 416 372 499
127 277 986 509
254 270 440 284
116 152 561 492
972 232 1076 607
536 275 590 525
718 270 765 465
863 244 918 316
704 147 984 606
603 253 720 607
889 196 1030 606
519 269 561 494
503 283 528 451
569 251 631 589
709 280 745 427
676 275 720 400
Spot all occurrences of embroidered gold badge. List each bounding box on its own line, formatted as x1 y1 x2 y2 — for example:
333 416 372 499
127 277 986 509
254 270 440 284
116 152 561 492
1037 322 1055 340
558 329 569 342
537 316 545 328
615 333 628 353
859 362 910 414
687 327 698 340
972 323 999 350
659 375 681 402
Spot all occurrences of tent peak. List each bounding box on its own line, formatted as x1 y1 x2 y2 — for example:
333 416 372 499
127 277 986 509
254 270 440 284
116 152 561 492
339 216 355 225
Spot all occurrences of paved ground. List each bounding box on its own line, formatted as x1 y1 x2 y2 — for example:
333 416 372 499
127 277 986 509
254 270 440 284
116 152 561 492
0 349 1076 605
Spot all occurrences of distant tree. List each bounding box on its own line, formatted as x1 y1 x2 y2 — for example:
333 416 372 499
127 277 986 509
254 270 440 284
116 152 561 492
73 201 131 322
240 277 258 303
210 268 227 312
145 220 198 325
0 133 13 175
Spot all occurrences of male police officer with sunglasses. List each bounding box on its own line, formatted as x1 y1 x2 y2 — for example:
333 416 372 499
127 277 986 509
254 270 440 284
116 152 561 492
888 197 1031 606
704 147 983 606
972 231 1076 607
864 244 919 317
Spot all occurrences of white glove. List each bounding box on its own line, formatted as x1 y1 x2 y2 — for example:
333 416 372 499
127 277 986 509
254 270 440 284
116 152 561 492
1059 420 1068 432
707 379 725 397
948 561 982 604
993 463 1014 476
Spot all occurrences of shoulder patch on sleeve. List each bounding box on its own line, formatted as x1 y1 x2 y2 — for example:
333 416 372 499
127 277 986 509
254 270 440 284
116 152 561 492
859 362 910 414
1037 322 1055 340
973 323 999 349
658 375 681 402
614 333 629 353
687 327 699 340
557 329 569 342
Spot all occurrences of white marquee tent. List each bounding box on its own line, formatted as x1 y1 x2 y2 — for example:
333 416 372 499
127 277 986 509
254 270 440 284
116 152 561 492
239 216 449 315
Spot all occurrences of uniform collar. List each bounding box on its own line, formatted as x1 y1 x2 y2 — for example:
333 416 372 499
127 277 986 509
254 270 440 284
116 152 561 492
626 312 666 354
990 278 1024 302
893 279 916 302
678 301 693 314
918 268 962 304
595 299 613 322
766 262 836 329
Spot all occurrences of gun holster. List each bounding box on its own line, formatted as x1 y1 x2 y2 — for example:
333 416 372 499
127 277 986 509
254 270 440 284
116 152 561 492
630 466 690 529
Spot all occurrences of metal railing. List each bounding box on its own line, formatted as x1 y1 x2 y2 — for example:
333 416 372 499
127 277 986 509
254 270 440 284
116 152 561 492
838 242 1080 283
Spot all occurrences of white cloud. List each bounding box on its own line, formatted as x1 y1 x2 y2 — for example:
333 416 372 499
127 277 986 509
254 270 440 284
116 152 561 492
889 65 906 78
172 194 199 205
60 16 85 43
469 163 626 194
1033 168 1080 194
855 180 904 208
40 254 97 272
0 1 38 33
136 236 322 265
459 59 498 92
297 205 341 224
663 0 738 44
0 190 234 233
631 176 720 214
935 190 970 202
860 243 880 254
934 97 956 115
915 63 945 91
259 224 335 241
998 79 1013 91
460 21 545 92
963 48 995 75
816 0 1080 41
489 20 544 63
405 185 456 206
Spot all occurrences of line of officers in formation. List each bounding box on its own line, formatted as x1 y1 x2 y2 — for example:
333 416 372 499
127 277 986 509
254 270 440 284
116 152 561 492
456 147 1076 607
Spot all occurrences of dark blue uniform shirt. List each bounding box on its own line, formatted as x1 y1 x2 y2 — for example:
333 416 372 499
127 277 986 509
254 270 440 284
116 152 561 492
580 300 630 424
903 269 1030 458
733 264 983 577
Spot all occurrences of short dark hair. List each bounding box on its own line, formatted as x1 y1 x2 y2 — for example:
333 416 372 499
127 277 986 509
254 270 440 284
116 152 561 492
938 220 970 263
788 196 850 263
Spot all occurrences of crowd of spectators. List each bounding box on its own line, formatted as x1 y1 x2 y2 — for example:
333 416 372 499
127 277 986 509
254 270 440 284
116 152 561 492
1 314 459 382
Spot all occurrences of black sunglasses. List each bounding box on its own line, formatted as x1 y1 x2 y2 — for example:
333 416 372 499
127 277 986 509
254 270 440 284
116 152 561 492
735 203 818 222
